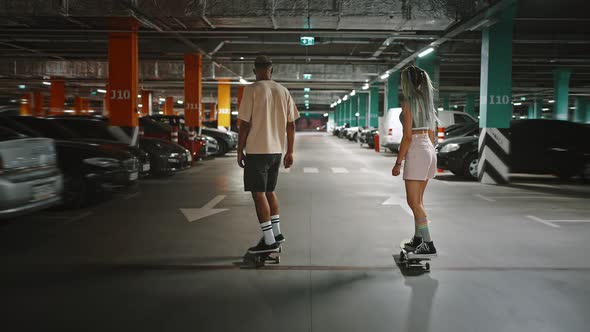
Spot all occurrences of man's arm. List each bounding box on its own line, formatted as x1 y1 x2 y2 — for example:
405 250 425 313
237 120 250 168
283 122 295 168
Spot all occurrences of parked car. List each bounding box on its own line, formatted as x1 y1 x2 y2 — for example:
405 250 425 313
0 125 63 218
436 119 590 180
139 117 209 159
148 115 238 156
342 126 360 141
139 137 192 175
333 124 349 136
381 109 477 152
3 116 139 208
46 116 151 177
360 128 379 148
444 122 479 140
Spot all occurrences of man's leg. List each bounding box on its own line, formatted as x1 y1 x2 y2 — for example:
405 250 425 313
252 192 272 225
266 192 284 242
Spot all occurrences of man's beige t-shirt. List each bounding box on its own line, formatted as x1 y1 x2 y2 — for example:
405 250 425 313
238 80 300 154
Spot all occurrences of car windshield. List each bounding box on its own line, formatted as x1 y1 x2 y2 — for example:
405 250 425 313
0 125 24 141
12 117 80 140
51 118 116 141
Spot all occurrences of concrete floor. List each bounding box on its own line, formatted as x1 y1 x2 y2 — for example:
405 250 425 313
1 132 590 332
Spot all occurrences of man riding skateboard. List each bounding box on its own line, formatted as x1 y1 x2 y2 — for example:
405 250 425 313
237 55 300 254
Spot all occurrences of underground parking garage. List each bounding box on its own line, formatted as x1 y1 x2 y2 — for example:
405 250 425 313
1 1 590 331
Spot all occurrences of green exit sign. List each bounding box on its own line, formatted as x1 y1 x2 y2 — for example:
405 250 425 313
300 36 315 46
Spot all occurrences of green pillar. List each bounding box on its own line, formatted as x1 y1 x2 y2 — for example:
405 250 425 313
527 103 534 119
553 68 572 121
386 71 400 110
350 95 358 126
416 50 439 106
358 93 368 128
465 94 475 117
533 99 543 119
369 84 379 128
586 102 590 123
479 2 516 129
344 98 350 124
442 94 450 110
574 97 586 123
335 104 340 125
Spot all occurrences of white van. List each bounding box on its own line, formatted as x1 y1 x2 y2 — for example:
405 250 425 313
380 109 477 151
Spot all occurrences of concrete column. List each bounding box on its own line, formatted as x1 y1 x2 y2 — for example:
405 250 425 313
108 18 139 128
442 94 450 110
209 103 216 121
184 53 203 131
217 79 231 129
140 90 152 116
342 98 349 124
574 97 586 123
416 50 439 103
477 1 516 184
164 97 174 115
350 95 358 126
335 103 341 125
586 102 590 123
386 71 400 110
33 91 44 117
533 99 543 119
369 84 379 128
465 93 475 117
104 84 110 117
20 93 31 116
49 77 64 115
553 68 572 121
74 96 83 115
358 93 368 128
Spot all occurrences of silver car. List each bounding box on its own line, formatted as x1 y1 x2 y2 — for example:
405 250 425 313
0 126 63 219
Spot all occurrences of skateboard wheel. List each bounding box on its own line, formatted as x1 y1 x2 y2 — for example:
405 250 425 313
276 256 281 263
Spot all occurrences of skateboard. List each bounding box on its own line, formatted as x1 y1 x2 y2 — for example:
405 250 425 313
242 246 282 268
399 239 431 271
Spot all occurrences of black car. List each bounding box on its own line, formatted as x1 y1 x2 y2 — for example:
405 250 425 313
148 115 238 156
46 116 151 176
361 129 379 148
437 119 590 180
444 122 479 140
139 137 192 175
1 116 139 208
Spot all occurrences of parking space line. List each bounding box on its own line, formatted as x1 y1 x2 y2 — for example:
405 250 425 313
279 168 291 173
331 167 349 173
526 215 560 228
303 167 319 173
474 194 496 202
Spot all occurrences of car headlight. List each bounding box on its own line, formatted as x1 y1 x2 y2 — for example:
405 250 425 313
439 143 460 153
83 157 120 168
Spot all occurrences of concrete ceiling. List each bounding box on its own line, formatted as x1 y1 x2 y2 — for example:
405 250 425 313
0 0 589 110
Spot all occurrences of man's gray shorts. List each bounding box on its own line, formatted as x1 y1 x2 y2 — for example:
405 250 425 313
244 154 282 192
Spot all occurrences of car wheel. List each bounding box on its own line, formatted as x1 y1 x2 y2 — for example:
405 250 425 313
463 154 479 180
216 140 228 156
62 175 87 209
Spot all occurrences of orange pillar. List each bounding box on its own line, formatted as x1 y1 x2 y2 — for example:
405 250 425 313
83 98 91 114
108 18 139 127
49 77 65 115
184 54 203 131
104 84 110 117
75 96 83 115
237 85 245 126
217 79 231 128
141 90 152 116
33 91 44 117
164 97 174 115
209 103 216 121
20 93 31 116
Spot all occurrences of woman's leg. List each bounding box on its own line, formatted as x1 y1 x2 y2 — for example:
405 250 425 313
405 180 427 239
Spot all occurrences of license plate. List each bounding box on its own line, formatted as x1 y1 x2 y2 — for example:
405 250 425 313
142 163 150 172
32 183 55 202
129 172 139 181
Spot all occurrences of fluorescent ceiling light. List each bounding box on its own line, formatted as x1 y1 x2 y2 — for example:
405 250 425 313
303 73 312 80
231 111 239 115
159 97 166 102
548 100 554 103
513 102 522 106
362 84 369 90
542 108 549 111
64 110 75 113
42 81 51 86
337 99 342 104
239 78 249 85
418 47 434 58
304 94 310 98
97 89 107 94
437 107 444 111
18 84 26 89
304 88 310 92
569 107 576 109
323 113 329 117
350 90 356 96
240 57 244 60
355 112 360 117
177 100 184 104
520 97 526 101
137 94 141 98
343 95 349 101
138 104 143 108
380 73 390 80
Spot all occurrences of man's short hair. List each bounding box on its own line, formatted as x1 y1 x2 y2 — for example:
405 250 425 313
254 55 273 69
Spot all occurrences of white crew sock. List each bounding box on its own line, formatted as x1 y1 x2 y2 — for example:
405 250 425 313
260 221 275 245
271 215 281 235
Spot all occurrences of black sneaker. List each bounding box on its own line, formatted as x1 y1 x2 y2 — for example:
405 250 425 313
258 234 286 245
409 241 437 258
404 236 423 252
248 241 280 254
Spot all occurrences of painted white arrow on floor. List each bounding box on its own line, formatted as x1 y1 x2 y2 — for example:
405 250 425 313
181 195 228 222
381 196 413 217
